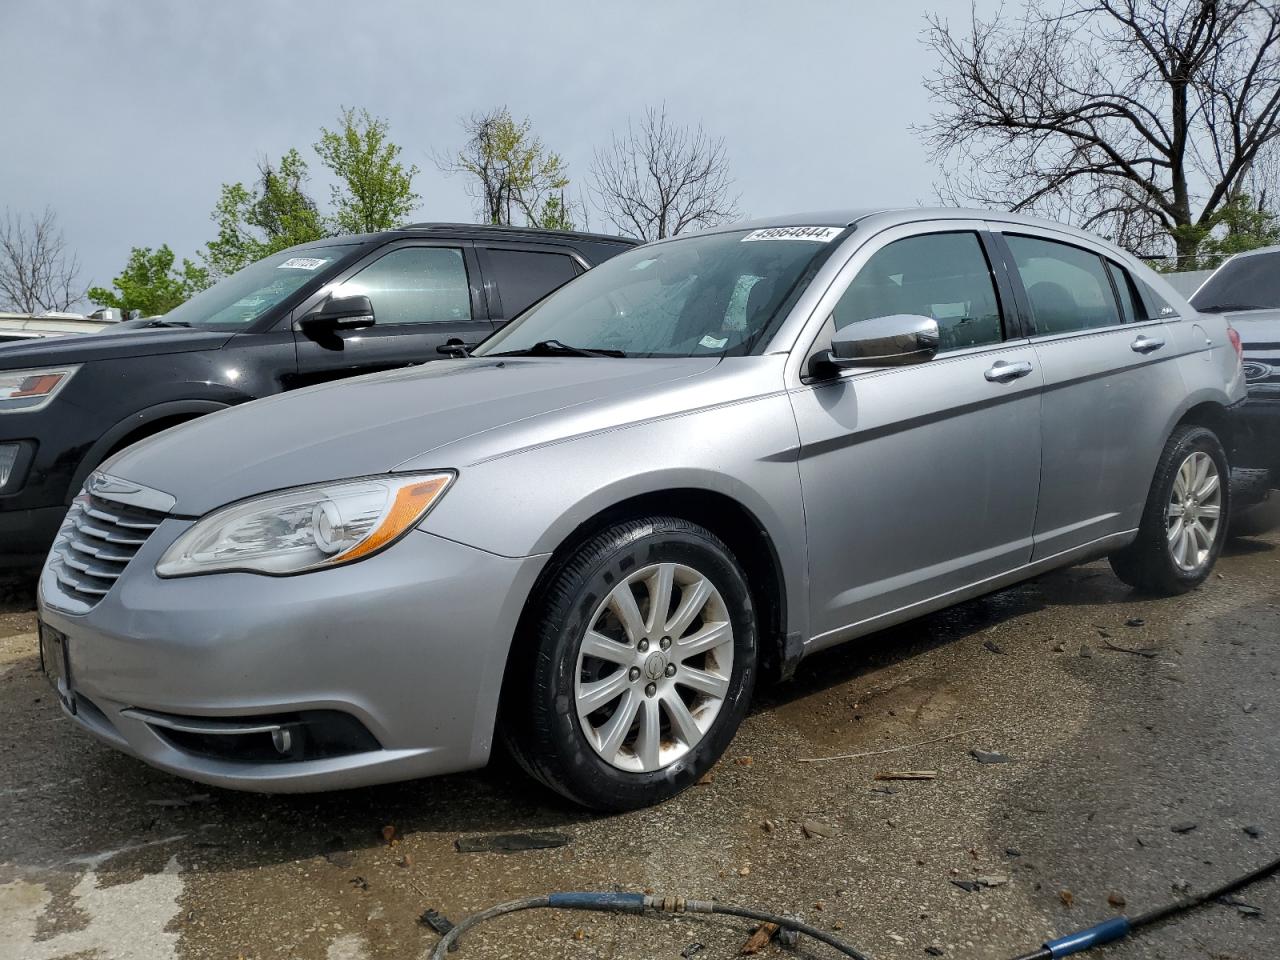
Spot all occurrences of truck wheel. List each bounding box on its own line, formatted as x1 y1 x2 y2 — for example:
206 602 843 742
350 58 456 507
1110 425 1230 595
503 516 757 811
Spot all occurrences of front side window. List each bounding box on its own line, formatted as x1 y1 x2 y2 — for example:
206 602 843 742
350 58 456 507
1005 235 1122 335
474 228 841 358
333 247 471 325
832 232 1004 351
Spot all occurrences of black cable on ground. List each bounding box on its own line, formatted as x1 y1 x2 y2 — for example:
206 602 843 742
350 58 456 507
429 853 1280 960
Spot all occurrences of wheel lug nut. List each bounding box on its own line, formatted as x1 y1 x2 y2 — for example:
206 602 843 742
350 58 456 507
660 636 671 650
665 663 676 677
629 667 641 681
645 682 657 697
637 639 649 652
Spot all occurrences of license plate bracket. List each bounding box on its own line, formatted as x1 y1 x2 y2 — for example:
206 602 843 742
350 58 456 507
38 621 76 715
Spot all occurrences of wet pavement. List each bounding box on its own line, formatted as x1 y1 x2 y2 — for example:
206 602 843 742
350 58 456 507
2 531 1278 960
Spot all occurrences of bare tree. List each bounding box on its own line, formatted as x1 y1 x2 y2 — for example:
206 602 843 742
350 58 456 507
922 0 1280 265
590 106 739 241
0 207 85 313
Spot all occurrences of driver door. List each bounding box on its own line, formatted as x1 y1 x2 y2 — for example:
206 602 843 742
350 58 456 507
290 241 490 388
787 223 1043 650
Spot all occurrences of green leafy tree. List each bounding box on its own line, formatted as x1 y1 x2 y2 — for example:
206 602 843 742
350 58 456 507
314 107 421 233
1196 195 1280 267
87 245 210 316
204 149 326 277
442 107 574 228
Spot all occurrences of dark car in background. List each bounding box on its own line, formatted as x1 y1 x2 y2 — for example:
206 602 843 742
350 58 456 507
1190 246 1280 531
0 224 636 567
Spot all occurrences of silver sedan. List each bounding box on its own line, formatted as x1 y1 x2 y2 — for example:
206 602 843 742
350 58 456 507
38 209 1245 809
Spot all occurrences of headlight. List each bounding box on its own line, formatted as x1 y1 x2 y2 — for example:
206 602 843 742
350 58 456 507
156 472 454 577
0 365 79 413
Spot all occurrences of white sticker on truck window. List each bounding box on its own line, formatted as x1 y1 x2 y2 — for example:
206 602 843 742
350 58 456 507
741 226 844 243
278 257 326 270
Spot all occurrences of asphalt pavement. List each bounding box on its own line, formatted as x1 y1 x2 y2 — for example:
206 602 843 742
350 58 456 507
2 529 1278 960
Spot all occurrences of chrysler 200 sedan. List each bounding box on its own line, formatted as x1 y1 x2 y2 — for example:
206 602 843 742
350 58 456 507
38 209 1246 810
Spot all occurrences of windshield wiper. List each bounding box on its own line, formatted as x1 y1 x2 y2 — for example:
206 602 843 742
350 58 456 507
492 339 626 358
143 318 192 328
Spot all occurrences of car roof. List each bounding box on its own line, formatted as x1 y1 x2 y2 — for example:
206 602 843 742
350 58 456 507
286 223 639 255
1218 243 1280 261
673 206 1133 248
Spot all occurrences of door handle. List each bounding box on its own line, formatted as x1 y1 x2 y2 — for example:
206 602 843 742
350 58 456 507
985 360 1034 383
1131 334 1166 354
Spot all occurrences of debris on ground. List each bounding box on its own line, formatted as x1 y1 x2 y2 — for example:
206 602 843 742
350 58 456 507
697 772 715 786
1125 618 1146 627
739 921 779 954
418 908 455 934
738 866 751 876
1103 639 1161 658
1244 825 1263 838
1005 848 1022 857
681 944 705 959
1052 640 1068 652
1107 892 1127 908
983 639 1006 655
322 837 355 868
454 831 571 853
145 793 213 808
734 756 754 766
1219 896 1263 917
950 880 980 893
969 750 1012 764
349 876 369 891
875 770 937 781
1059 889 1075 907
799 728 977 764
381 824 398 845
926 947 945 957
801 820 838 839
1172 879 1191 894
1079 642 1093 658
1171 822 1198 834
1243 702 1259 714
759 819 776 833
974 875 1008 888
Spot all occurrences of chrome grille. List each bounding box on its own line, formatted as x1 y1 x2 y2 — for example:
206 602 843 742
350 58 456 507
49 493 167 606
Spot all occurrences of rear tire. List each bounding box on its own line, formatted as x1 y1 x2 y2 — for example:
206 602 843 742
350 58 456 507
1109 425 1229 595
502 516 757 811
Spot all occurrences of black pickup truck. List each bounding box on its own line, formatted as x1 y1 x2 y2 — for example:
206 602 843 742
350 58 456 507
0 224 636 567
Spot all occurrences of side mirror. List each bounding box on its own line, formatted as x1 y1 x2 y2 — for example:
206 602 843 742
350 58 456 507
815 314 939 375
299 295 376 332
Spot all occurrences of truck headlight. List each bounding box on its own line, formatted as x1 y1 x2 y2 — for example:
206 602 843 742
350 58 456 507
156 472 454 577
0 366 79 413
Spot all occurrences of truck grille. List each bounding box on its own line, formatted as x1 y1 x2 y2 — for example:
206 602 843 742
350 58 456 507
49 493 167 606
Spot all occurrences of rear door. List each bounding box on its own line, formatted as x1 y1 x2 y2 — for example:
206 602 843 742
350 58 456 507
291 240 490 387
788 222 1043 647
476 245 584 327
989 228 1186 559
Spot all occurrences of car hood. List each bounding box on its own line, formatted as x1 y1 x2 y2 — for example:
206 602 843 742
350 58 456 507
0 327 232 367
105 356 723 515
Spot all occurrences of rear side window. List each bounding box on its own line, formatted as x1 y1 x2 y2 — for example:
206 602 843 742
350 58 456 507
334 247 472 325
832 231 1004 351
1106 261 1143 323
1005 235 1121 335
484 249 579 320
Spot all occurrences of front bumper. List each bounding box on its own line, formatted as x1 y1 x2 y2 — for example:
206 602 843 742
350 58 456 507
38 523 546 792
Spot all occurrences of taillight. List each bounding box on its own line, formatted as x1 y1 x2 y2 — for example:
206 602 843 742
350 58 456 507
1228 326 1243 366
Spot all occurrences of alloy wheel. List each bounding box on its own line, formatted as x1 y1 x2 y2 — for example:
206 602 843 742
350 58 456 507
574 562 734 772
1166 450 1222 572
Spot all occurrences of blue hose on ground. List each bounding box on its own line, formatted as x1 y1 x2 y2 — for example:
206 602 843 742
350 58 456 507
428 853 1280 960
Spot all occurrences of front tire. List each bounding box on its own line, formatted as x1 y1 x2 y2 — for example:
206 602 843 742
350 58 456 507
502 516 757 811
1109 425 1229 595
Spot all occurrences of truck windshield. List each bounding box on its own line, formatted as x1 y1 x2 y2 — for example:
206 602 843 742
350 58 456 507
1191 251 1280 313
474 226 845 358
159 247 357 329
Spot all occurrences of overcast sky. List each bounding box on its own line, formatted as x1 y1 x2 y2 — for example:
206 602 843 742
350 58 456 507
2 0 997 301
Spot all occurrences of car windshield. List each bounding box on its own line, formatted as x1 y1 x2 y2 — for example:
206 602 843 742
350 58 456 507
473 226 846 358
1191 251 1280 313
158 246 357 329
